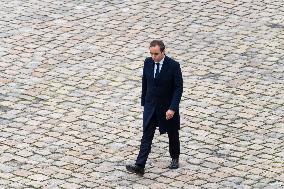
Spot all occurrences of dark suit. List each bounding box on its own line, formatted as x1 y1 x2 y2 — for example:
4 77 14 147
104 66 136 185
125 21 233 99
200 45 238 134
136 55 183 168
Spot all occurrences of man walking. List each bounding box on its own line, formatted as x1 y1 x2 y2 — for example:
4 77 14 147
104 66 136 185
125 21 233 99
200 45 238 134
126 40 183 176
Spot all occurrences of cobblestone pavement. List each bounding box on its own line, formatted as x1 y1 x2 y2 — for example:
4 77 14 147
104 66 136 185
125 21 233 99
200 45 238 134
0 0 283 188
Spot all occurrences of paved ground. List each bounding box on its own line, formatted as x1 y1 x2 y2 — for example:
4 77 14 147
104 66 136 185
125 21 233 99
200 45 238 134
0 0 283 188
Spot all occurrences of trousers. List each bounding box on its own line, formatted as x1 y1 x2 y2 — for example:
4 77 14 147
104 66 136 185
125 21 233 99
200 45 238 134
135 110 180 168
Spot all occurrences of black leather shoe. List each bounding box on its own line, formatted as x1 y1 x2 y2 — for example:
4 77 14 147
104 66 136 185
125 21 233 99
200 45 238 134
126 164 145 176
169 159 179 169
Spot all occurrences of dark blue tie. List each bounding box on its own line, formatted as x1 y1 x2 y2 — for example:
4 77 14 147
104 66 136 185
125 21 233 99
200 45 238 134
155 63 160 78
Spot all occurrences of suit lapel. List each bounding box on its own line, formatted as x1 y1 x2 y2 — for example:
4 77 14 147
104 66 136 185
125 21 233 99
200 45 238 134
156 56 169 80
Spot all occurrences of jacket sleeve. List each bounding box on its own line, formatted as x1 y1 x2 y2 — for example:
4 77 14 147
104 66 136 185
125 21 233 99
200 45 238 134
169 62 183 112
141 60 147 106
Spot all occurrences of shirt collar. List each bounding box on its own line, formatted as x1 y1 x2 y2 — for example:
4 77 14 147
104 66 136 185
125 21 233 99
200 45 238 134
156 56 165 65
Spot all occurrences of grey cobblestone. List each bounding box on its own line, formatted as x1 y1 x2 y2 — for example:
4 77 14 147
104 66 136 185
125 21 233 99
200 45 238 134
0 0 283 188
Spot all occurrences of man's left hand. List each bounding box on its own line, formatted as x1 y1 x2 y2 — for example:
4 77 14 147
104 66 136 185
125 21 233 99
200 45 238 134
166 109 175 120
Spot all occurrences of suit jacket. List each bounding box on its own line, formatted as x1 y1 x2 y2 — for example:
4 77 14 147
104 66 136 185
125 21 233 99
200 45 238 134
141 55 183 134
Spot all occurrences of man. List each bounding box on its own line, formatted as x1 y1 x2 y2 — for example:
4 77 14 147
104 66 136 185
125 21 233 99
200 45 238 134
126 40 183 176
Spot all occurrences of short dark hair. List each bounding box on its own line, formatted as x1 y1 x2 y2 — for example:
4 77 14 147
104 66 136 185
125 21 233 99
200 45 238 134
150 40 165 52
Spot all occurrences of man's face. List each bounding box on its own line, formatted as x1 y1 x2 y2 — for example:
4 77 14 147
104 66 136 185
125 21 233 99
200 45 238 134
150 45 165 63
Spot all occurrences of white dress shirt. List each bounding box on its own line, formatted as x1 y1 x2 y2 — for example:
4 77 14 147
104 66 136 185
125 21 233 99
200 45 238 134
154 57 165 78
